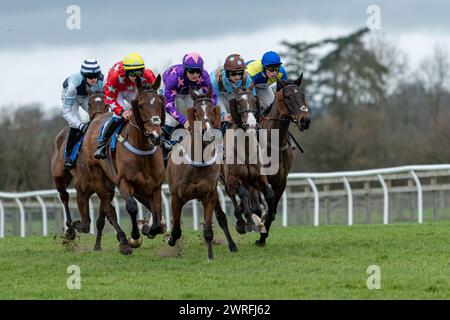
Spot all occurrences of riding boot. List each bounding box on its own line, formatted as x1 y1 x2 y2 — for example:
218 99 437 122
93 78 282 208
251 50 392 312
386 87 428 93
64 127 81 170
94 116 123 159
161 124 174 162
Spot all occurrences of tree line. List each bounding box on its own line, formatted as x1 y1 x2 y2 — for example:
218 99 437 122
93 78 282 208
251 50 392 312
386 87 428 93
1 28 449 191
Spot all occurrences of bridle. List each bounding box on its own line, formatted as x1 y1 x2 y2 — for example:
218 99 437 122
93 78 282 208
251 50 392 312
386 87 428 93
129 89 163 136
192 96 214 129
262 84 308 124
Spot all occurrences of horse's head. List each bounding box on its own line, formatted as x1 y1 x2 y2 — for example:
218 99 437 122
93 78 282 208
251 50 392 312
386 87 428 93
187 87 221 134
86 86 108 120
229 86 260 133
130 74 165 146
276 73 311 131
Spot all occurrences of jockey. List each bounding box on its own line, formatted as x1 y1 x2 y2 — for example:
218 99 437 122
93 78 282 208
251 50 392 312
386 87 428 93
61 59 104 170
94 52 156 159
161 52 216 154
210 53 255 122
246 51 288 112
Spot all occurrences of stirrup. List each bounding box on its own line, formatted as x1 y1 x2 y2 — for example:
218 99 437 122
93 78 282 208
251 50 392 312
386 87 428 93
64 160 75 170
94 146 107 159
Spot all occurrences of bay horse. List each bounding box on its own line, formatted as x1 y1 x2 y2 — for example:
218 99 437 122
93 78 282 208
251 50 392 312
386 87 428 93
221 87 275 234
167 88 238 260
256 74 311 246
79 75 167 254
51 89 110 243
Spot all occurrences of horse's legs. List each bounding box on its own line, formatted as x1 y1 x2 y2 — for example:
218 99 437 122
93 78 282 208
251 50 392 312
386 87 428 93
93 179 132 255
168 194 183 246
225 186 246 234
202 193 216 260
213 190 238 252
237 185 257 232
94 203 106 251
256 181 285 247
140 188 166 239
258 179 275 218
73 189 92 234
55 175 75 240
118 179 141 247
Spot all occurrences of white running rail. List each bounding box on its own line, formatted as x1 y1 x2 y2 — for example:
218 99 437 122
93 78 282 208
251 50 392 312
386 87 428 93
1 164 450 237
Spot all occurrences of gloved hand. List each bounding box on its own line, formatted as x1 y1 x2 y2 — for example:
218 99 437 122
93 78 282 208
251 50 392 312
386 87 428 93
79 123 89 134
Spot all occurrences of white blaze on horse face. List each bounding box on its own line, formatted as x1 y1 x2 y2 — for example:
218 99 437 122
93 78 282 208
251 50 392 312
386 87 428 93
201 101 211 130
241 94 257 129
94 97 102 102
150 97 156 105
247 112 257 129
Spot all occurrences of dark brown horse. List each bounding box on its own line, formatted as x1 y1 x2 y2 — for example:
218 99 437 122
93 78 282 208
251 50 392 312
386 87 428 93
51 90 110 243
79 75 167 254
221 87 274 234
256 74 311 246
167 88 238 260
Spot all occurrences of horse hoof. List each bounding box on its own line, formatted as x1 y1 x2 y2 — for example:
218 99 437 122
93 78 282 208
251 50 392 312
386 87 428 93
255 240 266 247
119 243 133 255
141 224 153 238
73 221 90 233
65 228 76 241
168 238 176 247
252 214 266 233
229 244 238 252
128 237 142 248
235 222 246 234
94 245 101 251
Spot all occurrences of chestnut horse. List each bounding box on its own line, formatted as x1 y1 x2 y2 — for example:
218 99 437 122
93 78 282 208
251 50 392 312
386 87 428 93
51 90 111 244
221 87 275 234
79 75 167 254
167 89 238 260
256 74 311 246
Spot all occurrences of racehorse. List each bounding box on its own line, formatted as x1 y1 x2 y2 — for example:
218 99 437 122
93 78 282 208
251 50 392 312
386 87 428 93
256 74 311 246
221 87 274 234
166 88 238 260
79 75 167 254
51 89 111 245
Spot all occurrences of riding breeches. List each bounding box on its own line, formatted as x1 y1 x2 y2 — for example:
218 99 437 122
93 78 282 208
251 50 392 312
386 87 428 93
164 94 194 127
60 88 90 129
255 84 275 110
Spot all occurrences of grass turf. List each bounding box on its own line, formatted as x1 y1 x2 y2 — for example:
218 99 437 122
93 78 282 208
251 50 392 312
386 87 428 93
1 222 450 299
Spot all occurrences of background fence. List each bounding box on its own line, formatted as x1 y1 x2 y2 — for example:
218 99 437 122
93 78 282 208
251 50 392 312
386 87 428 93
1 164 450 238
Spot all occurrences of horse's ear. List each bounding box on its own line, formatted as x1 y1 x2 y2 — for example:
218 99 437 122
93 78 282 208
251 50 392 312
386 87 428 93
229 99 241 126
295 73 303 87
212 105 222 129
190 88 199 101
276 80 285 92
152 74 161 90
186 107 195 131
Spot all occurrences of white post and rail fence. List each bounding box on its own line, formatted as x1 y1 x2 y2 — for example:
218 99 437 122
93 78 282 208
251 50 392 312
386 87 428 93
1 164 450 238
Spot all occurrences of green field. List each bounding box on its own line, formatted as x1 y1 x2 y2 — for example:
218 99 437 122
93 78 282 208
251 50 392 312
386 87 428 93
1 222 450 299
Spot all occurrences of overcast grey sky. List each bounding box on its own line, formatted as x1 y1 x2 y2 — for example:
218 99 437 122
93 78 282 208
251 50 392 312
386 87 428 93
1 0 450 109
